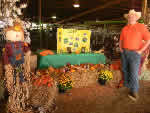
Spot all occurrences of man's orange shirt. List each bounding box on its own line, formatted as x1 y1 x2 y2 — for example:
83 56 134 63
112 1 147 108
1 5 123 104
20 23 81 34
120 23 150 50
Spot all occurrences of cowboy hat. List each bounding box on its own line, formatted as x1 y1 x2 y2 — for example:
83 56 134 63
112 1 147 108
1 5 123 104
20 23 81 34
124 9 141 20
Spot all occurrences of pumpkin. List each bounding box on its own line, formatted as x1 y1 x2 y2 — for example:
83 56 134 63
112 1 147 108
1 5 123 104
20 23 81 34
90 67 95 71
40 50 55 56
48 83 52 87
110 60 121 70
59 68 65 73
48 66 55 72
75 50 80 54
80 64 85 68
42 79 48 85
70 69 75 73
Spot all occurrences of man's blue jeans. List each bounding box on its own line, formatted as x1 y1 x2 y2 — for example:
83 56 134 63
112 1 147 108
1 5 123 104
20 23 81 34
121 49 141 93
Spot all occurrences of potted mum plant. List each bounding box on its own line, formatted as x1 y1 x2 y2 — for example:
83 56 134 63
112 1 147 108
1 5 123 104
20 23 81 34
58 73 73 93
98 69 113 85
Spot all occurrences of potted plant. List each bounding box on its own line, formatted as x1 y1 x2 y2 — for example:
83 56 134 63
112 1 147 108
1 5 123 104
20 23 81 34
58 73 73 93
98 69 113 85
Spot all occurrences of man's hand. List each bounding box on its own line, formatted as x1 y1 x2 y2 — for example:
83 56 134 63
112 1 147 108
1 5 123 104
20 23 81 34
135 50 142 55
120 48 123 53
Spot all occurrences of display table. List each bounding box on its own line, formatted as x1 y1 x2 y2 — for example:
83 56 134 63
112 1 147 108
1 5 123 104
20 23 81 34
37 53 106 69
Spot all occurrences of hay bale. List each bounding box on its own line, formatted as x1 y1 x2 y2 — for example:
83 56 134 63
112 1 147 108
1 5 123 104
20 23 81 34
107 70 122 87
71 70 98 88
112 70 122 83
28 80 58 113
139 70 150 80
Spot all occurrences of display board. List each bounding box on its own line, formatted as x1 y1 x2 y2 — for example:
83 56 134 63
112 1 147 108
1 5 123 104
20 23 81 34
57 28 91 53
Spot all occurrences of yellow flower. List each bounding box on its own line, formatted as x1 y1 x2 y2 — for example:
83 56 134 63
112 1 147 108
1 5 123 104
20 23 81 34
99 69 113 81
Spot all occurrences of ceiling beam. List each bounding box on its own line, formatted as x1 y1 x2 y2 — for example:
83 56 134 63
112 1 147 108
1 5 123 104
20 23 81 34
55 0 127 24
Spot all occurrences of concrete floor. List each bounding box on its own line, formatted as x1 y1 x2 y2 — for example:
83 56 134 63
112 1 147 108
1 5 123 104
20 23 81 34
54 81 150 113
0 81 150 113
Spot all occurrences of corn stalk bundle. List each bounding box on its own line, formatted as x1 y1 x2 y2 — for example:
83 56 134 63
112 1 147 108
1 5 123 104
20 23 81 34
0 61 3 79
4 64 30 113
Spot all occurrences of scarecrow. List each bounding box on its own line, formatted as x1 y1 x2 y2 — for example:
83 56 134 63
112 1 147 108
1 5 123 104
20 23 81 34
3 20 31 113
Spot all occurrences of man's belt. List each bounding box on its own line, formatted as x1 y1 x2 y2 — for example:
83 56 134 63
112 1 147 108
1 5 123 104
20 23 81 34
123 48 139 51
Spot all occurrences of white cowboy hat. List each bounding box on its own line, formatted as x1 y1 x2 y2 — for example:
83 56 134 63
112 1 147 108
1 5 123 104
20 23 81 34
124 9 141 20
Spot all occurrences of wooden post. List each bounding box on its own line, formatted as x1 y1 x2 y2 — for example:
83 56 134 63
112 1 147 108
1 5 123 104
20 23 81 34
147 8 150 25
39 0 42 48
142 0 147 23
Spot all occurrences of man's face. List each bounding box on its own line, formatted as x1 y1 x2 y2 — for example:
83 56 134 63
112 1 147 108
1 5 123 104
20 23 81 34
128 14 137 24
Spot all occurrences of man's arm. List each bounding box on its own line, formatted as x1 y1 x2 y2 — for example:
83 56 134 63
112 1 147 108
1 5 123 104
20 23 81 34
119 40 123 53
137 40 150 54
119 28 124 53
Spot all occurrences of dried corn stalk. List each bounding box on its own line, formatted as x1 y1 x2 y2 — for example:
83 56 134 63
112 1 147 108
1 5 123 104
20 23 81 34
0 61 3 79
4 62 31 113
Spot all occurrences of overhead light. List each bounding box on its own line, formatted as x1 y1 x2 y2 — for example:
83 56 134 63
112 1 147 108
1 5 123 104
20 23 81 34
51 16 56 19
73 4 80 8
73 0 80 8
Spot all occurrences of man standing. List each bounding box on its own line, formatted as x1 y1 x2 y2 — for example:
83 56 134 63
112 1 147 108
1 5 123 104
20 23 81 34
119 9 150 101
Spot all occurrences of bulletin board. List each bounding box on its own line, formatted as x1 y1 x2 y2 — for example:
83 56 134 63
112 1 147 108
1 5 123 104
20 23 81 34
57 28 91 53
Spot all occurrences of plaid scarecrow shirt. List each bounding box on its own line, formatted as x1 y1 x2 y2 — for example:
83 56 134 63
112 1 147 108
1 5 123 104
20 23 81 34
3 41 30 65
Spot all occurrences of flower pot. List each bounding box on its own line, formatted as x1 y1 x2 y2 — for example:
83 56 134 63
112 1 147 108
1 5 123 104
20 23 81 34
59 88 66 93
98 79 106 85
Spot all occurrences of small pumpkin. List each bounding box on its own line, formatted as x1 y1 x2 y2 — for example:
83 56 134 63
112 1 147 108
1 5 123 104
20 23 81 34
48 83 52 87
42 79 48 85
75 50 80 54
90 66 95 71
80 64 85 68
48 66 55 72
70 69 76 73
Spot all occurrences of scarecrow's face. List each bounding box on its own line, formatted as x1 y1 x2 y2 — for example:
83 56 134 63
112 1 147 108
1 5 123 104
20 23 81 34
6 30 24 42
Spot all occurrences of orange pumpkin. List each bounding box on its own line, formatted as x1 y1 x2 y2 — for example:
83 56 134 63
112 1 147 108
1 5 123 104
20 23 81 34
90 67 95 71
40 50 55 56
48 66 55 72
48 83 52 87
75 50 80 54
59 68 65 73
80 64 84 68
42 79 48 85
70 69 76 72
34 79 41 86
